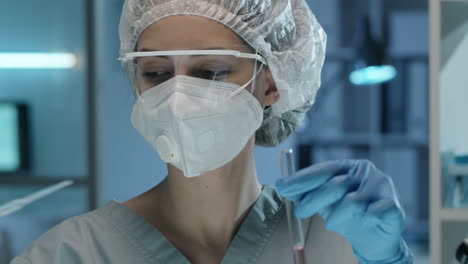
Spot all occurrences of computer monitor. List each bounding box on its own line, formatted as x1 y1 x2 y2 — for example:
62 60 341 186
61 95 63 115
0 103 29 173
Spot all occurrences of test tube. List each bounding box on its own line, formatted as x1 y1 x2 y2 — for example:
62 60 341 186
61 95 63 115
280 149 307 264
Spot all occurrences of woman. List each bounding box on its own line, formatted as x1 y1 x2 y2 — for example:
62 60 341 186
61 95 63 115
11 0 413 263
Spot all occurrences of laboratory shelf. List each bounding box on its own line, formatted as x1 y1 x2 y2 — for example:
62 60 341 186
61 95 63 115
448 164 468 176
298 134 428 148
440 209 468 221
0 176 88 186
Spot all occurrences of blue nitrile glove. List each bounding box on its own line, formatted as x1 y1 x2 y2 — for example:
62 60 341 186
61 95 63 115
275 160 414 263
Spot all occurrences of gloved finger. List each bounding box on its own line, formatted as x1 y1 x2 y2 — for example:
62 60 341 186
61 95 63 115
349 160 397 201
366 199 405 235
293 174 351 218
324 192 368 232
275 160 356 197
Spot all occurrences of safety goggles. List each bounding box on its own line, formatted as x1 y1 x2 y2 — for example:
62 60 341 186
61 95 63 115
120 49 267 95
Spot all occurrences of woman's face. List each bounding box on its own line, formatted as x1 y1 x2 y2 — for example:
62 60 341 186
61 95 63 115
135 15 279 107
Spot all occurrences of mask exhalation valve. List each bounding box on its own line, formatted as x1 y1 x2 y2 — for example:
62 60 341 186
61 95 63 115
155 135 176 162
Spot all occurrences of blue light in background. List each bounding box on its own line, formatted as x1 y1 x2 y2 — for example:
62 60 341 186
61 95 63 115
0 104 20 171
349 65 397 86
0 53 76 69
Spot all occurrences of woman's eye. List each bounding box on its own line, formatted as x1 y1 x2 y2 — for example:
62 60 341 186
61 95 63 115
196 70 229 80
142 71 171 81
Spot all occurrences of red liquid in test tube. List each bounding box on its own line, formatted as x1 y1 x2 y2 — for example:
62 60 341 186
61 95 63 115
293 245 306 264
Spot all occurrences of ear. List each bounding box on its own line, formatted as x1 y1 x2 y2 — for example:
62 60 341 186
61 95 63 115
262 67 280 107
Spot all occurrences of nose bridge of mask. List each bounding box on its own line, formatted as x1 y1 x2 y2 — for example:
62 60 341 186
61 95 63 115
137 77 177 110
136 75 238 124
138 66 263 102
172 78 222 120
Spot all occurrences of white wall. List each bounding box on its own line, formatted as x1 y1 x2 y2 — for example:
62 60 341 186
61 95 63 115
440 17 468 155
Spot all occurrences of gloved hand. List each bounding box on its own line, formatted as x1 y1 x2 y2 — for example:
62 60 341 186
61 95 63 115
275 160 413 263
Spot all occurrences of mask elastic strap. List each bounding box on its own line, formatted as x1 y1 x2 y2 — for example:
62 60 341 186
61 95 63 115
229 62 264 98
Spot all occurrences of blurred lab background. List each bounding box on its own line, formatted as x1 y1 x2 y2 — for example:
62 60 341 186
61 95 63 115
1 0 465 263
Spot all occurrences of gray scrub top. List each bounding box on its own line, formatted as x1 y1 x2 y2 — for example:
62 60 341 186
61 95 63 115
11 185 359 264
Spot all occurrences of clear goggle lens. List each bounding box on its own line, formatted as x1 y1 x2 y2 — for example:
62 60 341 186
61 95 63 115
121 49 266 96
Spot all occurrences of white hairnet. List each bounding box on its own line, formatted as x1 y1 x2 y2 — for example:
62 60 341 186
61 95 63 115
119 0 327 147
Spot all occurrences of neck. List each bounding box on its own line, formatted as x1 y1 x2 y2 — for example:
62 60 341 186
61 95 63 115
129 137 262 261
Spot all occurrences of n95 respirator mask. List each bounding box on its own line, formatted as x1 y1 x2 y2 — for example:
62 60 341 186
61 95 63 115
125 50 266 177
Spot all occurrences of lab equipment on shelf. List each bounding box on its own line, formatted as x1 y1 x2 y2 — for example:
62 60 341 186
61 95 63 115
445 154 468 208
